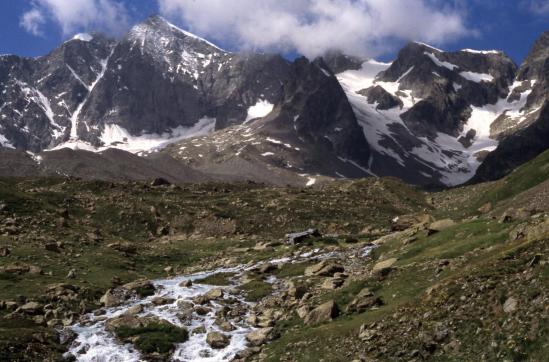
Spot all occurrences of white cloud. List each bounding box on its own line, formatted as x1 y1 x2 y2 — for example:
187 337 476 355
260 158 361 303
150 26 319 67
20 8 46 36
157 0 471 58
21 0 130 37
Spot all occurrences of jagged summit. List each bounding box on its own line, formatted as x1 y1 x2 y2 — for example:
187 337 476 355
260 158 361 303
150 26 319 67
127 15 226 53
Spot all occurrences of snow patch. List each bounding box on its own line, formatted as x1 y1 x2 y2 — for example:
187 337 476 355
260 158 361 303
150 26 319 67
0 133 14 149
100 117 216 153
52 117 216 154
464 81 533 139
165 19 226 52
424 52 458 71
306 177 316 186
459 71 494 83
70 51 113 140
461 49 501 55
245 100 274 122
67 64 89 89
396 66 414 83
414 42 444 52
317 64 332 77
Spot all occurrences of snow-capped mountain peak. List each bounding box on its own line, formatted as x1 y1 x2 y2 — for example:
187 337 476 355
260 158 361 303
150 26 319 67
1 19 549 188
72 33 93 42
127 15 226 55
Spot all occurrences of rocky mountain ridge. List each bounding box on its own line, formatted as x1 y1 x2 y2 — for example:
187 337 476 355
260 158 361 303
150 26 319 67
1 16 549 187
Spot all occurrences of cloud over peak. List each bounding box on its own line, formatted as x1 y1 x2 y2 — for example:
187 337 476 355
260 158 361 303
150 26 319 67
20 0 472 59
158 0 471 58
20 0 130 37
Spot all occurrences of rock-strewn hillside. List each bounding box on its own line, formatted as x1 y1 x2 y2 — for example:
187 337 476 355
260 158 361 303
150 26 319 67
0 150 548 361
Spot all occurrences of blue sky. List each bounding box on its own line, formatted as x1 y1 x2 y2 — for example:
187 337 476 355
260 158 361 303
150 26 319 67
2 0 549 64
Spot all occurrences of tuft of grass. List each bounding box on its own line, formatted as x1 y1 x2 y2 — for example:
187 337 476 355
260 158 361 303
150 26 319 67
115 323 188 354
194 272 236 286
273 261 312 278
397 220 511 264
239 279 273 302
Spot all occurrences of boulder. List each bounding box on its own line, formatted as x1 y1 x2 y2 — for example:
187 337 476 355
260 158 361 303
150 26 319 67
126 304 144 315
100 289 126 308
526 218 549 241
204 288 224 301
246 327 275 346
391 214 433 231
321 273 347 289
151 297 175 306
29 265 43 275
66 269 76 279
177 300 194 311
194 306 211 315
191 326 206 335
509 223 528 241
179 280 193 288
105 314 143 332
503 297 518 313
258 263 278 274
304 300 339 325
500 208 532 223
121 280 156 297
296 305 310 319
428 219 456 234
0 247 9 257
107 241 137 254
2 263 30 274
346 288 383 313
304 260 344 277
18 301 43 315
477 202 492 214
217 320 236 332
44 242 61 253
206 332 231 349
150 177 171 187
286 281 307 300
372 258 397 273
285 228 321 244
58 328 78 345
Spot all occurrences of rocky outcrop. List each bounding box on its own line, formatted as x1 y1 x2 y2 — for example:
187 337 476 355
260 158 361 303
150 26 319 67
358 86 403 110
303 300 339 325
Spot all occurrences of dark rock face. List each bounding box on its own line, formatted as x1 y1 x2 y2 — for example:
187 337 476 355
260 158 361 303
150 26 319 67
358 86 403 110
0 35 115 151
202 53 292 129
277 57 370 164
322 51 365 74
515 30 549 110
400 90 471 137
75 16 293 143
473 102 549 182
0 16 292 151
